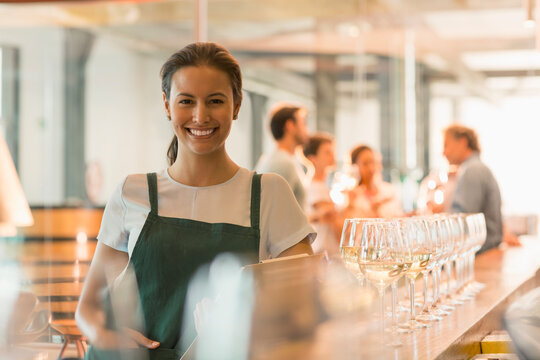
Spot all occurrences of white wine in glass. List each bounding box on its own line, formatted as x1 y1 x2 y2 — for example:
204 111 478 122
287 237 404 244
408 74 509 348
357 220 406 344
358 261 405 285
340 246 361 278
339 218 379 282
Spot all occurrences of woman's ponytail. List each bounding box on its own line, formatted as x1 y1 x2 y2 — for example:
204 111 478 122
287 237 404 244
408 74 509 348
167 136 178 165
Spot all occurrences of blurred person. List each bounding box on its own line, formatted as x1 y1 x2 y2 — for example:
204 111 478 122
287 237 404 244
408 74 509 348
303 133 341 255
255 105 310 209
345 145 403 219
76 42 314 360
443 124 504 252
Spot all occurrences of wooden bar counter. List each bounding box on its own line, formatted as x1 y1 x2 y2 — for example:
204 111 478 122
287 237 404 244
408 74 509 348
397 236 540 359
258 237 540 360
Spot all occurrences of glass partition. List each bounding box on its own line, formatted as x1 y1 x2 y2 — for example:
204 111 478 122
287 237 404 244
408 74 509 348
1 0 540 354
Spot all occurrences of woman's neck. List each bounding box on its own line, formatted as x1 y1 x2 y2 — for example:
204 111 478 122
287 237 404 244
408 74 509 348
313 168 326 182
360 178 376 191
168 149 239 187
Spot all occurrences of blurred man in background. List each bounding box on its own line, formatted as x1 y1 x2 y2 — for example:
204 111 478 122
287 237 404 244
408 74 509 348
256 105 310 210
443 124 504 252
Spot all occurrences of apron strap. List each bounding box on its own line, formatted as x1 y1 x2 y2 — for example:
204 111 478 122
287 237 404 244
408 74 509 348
250 173 262 231
147 172 159 215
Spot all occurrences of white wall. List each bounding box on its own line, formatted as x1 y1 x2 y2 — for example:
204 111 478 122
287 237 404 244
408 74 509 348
336 97 380 165
429 97 455 171
0 27 65 205
86 36 171 204
459 96 540 216
226 91 252 169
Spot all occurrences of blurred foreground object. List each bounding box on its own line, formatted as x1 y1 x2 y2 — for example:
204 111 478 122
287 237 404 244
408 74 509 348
0 286 50 359
184 253 374 360
6 291 51 345
246 254 374 360
504 287 540 359
0 132 33 237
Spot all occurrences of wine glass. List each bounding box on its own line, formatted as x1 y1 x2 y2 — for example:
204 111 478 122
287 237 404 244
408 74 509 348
446 214 465 306
339 218 379 284
396 218 433 330
416 216 444 322
467 213 487 292
357 220 406 343
431 215 454 316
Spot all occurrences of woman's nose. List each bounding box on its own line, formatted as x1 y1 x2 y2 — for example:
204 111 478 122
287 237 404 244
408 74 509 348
193 104 208 123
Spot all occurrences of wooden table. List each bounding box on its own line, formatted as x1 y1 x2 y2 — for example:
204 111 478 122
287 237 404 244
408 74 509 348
256 237 540 360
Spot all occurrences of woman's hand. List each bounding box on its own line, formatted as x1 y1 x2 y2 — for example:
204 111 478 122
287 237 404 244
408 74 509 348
92 327 160 350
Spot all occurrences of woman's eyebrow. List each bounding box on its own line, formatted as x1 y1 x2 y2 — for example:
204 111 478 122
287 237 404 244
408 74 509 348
208 92 227 97
176 92 194 98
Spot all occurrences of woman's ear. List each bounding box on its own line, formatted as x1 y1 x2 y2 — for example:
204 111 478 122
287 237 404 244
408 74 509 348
233 102 241 120
163 92 171 120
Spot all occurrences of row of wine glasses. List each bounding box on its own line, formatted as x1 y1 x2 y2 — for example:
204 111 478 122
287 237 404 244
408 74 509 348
338 213 487 344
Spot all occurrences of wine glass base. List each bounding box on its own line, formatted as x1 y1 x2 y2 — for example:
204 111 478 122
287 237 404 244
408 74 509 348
447 298 465 306
431 307 451 316
398 320 430 330
416 313 443 322
386 325 412 334
440 304 455 312
386 339 403 347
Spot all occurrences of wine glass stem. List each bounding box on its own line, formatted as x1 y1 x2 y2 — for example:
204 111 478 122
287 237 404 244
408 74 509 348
434 267 441 305
391 281 398 326
378 286 386 340
409 277 416 323
422 272 429 312
455 259 461 294
445 262 452 298
470 253 475 283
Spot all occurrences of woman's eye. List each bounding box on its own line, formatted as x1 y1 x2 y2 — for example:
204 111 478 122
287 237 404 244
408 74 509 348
179 99 193 105
209 98 224 104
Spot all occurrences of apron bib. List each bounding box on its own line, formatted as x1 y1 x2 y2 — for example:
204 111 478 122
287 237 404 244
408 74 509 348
86 172 261 360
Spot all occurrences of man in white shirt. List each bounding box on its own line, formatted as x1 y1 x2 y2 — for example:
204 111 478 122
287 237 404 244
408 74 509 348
256 105 310 209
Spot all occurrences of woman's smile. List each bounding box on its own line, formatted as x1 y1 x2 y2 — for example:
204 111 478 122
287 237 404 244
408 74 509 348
185 127 218 138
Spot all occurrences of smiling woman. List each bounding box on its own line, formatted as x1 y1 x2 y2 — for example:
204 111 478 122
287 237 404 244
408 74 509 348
165 66 237 169
75 42 314 360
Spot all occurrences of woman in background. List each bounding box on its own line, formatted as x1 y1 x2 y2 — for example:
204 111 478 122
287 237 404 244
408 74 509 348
345 144 402 219
76 42 314 359
303 132 342 256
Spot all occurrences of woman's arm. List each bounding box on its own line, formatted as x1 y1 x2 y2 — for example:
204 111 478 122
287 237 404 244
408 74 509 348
277 237 313 258
75 242 159 349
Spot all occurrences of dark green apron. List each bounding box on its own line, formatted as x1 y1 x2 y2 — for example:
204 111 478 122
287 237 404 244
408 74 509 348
86 172 261 360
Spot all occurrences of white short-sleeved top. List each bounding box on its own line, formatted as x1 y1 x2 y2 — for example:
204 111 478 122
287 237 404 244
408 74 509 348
97 167 316 260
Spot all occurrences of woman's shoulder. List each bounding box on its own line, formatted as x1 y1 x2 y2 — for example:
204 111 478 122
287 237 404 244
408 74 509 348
117 171 163 203
259 171 290 189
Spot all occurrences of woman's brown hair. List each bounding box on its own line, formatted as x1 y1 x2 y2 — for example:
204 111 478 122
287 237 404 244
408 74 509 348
350 144 373 165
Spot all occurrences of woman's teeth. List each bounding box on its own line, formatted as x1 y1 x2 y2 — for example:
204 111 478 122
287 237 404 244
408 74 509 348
188 128 215 136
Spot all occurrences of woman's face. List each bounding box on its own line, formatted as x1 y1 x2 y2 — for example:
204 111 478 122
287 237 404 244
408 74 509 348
356 149 376 183
312 141 335 171
164 65 239 157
